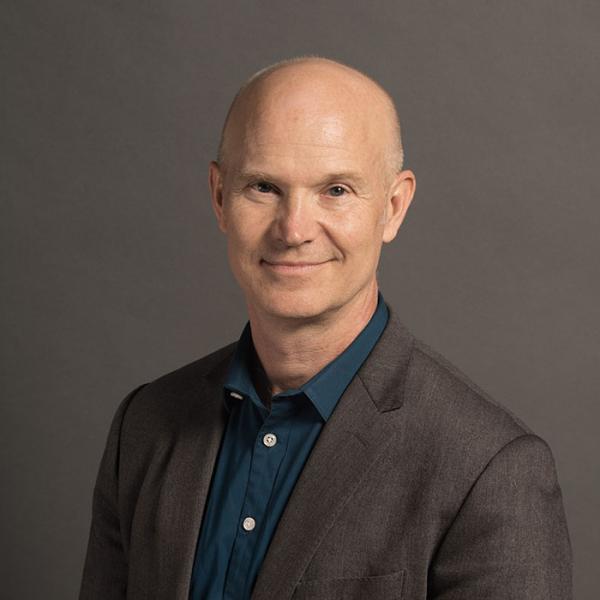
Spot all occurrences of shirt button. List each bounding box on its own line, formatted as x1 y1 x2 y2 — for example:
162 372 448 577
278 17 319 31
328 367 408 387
242 517 256 531
263 433 278 447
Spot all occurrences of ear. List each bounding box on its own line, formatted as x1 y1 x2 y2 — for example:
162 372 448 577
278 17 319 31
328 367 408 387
209 161 227 233
382 170 416 243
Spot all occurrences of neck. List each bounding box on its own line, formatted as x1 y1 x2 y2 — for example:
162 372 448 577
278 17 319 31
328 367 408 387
247 281 379 396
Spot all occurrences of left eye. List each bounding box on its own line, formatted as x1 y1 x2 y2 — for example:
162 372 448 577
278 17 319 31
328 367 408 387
327 186 347 197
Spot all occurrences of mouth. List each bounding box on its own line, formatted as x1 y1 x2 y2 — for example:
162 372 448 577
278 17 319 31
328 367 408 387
261 259 331 274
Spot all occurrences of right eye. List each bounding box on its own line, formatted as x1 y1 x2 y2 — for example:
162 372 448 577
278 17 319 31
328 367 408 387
251 181 277 194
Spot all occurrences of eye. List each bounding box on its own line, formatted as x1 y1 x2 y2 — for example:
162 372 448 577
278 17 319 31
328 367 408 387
326 185 348 197
251 181 277 194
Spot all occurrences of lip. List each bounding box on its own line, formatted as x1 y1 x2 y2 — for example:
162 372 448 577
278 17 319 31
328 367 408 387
261 259 331 274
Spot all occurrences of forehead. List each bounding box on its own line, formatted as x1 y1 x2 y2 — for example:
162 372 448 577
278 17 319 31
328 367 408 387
230 91 384 178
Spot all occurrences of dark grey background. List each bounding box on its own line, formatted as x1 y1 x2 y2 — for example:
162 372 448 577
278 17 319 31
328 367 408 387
2 1 598 598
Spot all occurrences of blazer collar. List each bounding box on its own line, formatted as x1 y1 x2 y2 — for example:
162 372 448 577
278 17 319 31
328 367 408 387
222 293 391 421
356 304 415 413
205 302 415 414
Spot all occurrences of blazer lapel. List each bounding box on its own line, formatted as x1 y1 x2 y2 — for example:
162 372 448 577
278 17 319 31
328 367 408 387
147 354 232 599
251 311 414 600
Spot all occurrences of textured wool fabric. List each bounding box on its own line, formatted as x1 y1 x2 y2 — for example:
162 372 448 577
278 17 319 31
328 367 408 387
79 305 572 599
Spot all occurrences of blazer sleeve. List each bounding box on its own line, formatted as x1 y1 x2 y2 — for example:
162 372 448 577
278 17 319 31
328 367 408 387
428 434 573 600
79 386 145 600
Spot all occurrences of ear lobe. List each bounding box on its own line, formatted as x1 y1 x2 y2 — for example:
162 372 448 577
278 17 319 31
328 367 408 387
209 161 227 233
382 170 416 243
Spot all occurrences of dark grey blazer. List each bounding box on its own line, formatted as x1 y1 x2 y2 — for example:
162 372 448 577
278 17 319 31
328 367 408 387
80 308 572 599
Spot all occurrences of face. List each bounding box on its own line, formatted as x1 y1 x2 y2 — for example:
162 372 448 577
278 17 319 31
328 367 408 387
210 71 415 323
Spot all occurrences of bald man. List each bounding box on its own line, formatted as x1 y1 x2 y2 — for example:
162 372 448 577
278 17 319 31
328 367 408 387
80 58 572 600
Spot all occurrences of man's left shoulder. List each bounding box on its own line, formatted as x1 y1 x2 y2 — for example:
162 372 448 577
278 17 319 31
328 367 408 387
376 321 565 512
409 336 533 438
372 311 532 442
375 312 548 475
398 331 559 484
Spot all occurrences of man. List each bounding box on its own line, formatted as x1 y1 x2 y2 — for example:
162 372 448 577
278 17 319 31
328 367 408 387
80 57 572 599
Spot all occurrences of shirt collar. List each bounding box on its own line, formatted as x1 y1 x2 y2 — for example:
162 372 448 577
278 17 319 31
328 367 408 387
224 293 389 421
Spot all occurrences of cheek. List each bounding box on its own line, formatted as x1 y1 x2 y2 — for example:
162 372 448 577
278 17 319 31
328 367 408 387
325 206 384 257
225 205 270 260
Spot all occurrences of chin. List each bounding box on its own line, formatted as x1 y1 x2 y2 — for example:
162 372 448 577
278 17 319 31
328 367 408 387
254 287 334 321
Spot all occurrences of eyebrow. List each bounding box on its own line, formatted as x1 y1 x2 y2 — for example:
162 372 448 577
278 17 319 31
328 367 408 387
234 170 369 189
235 170 273 183
319 172 369 187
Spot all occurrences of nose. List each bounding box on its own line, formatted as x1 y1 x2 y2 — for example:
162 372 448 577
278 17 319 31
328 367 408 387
272 191 318 247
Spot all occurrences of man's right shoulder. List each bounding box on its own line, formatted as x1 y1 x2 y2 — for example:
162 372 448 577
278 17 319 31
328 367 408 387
113 341 237 434
148 341 237 393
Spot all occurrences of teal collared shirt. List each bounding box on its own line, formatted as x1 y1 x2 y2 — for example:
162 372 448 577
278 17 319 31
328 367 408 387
189 295 389 599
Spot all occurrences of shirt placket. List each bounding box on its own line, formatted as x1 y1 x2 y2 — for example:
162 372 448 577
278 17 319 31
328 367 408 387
223 399 294 598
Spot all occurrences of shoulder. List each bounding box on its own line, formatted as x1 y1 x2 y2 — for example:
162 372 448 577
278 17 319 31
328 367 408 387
371 325 565 523
114 341 237 438
370 308 532 445
401 333 544 481
411 336 531 434
144 341 237 396
369 306 543 477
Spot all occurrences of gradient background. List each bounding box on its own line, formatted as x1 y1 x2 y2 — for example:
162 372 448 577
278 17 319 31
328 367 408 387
2 1 598 598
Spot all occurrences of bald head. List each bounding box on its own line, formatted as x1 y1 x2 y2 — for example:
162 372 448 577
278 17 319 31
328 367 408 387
217 57 404 177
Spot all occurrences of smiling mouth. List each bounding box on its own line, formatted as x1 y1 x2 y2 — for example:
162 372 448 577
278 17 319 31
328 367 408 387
261 259 331 274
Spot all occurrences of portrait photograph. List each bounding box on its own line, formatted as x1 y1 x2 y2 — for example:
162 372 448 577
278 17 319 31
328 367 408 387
2 1 598 599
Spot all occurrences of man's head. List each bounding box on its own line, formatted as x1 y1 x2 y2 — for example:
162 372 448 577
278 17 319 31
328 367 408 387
217 57 405 176
209 57 416 322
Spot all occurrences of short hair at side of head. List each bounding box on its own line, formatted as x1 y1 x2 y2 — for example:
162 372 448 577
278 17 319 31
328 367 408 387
216 56 405 174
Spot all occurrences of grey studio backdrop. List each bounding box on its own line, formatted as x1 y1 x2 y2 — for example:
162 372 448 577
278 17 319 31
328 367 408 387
2 1 598 598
